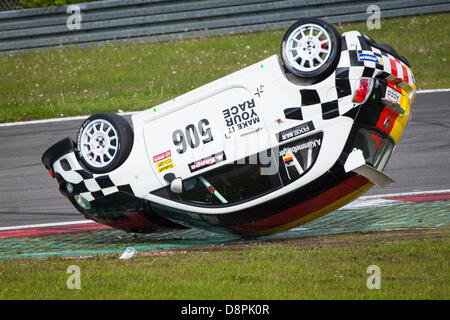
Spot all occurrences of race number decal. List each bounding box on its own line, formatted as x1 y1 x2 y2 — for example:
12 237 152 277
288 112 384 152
172 119 213 154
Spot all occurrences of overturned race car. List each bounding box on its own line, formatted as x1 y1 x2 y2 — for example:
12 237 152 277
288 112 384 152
42 18 417 237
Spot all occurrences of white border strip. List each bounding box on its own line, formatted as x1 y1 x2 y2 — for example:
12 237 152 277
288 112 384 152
417 88 450 94
0 89 448 128
1 189 448 231
0 111 137 128
0 220 96 231
357 189 450 200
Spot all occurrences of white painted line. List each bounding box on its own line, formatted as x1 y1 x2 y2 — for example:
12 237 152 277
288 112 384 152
0 89 448 128
0 220 96 231
356 189 450 200
0 115 89 127
0 111 137 128
417 88 450 94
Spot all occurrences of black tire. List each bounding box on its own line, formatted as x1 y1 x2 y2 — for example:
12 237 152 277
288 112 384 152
281 18 341 83
76 113 134 174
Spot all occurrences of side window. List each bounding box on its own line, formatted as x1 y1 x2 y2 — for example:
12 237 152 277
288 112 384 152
178 161 282 206
152 133 325 206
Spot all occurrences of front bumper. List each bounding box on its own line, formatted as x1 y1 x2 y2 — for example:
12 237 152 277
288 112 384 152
42 137 74 172
42 138 185 233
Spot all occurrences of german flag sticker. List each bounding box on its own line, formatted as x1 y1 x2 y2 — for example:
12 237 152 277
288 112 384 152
283 154 293 163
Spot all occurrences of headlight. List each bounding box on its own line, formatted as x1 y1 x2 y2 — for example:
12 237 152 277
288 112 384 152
74 194 91 210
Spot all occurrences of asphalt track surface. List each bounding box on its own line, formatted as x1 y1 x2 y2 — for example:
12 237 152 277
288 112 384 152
0 91 449 228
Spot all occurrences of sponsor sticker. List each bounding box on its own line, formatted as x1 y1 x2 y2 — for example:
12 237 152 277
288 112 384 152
188 151 226 173
358 53 379 63
278 133 323 184
157 163 174 173
277 121 315 142
387 80 402 93
153 150 171 163
279 138 322 158
156 158 173 169
385 86 401 104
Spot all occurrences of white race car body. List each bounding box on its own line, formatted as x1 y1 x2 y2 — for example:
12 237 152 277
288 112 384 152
134 54 350 201
43 29 416 236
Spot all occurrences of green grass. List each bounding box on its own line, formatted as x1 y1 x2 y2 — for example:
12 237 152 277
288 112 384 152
0 230 448 299
0 13 449 123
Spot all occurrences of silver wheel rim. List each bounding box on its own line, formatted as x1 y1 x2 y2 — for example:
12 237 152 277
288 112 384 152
285 23 332 72
80 119 119 168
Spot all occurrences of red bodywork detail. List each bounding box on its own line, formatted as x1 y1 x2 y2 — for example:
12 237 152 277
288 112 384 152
387 80 402 93
376 106 400 134
402 65 409 83
390 59 398 77
230 175 370 234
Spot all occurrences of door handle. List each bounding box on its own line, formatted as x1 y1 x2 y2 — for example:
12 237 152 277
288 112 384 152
240 127 264 137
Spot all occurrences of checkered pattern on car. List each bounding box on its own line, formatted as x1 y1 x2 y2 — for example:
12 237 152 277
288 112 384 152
53 153 135 202
284 31 415 122
74 170 135 202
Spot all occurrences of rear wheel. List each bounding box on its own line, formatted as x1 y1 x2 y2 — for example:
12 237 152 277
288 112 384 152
281 18 341 82
76 113 133 174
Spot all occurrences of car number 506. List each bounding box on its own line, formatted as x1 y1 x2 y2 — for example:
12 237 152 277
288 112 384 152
172 119 213 154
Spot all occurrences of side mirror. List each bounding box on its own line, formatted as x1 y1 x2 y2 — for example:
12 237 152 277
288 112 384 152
170 177 183 194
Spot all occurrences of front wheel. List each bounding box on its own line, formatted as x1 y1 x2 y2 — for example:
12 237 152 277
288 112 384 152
281 18 341 82
76 113 134 174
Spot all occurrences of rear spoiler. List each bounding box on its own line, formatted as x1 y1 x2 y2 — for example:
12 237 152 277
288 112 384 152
344 149 395 187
